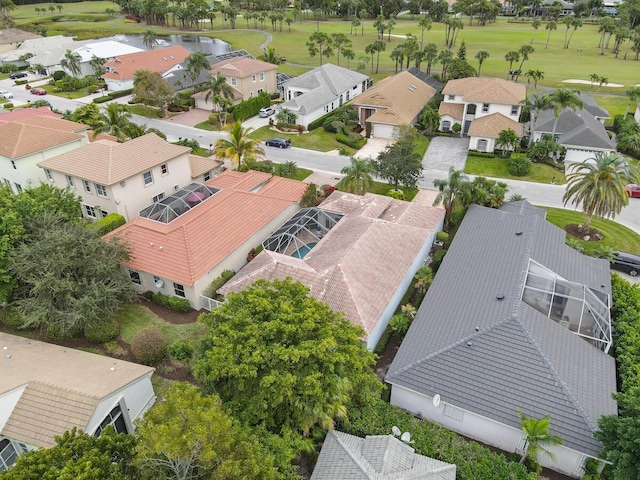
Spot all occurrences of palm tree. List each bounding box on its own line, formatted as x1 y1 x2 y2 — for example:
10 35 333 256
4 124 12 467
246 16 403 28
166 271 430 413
433 167 469 228
496 128 518 156
89 55 106 77
505 50 519 78
204 74 234 112
418 16 432 49
213 121 265 168
93 103 133 142
515 45 534 81
562 152 639 232
624 86 640 116
530 19 541 45
260 46 283 65
143 30 157 50
413 266 433 294
125 122 167 139
185 51 210 88
545 21 557 49
475 50 489 77
525 94 550 143
543 87 583 141
60 49 82 78
517 409 563 473
336 157 375 195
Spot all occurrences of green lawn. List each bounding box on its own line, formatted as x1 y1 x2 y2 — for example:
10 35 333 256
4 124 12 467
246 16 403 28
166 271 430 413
127 104 164 118
194 120 221 131
543 207 640 255
35 83 96 99
591 95 632 125
250 125 354 154
116 303 207 344
413 135 429 158
289 167 313 181
465 155 566 184
336 181 419 201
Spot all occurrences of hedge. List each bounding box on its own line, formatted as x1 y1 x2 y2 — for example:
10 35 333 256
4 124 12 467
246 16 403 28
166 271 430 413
308 110 336 131
340 397 535 480
93 95 111 104
14 79 29 85
108 88 132 99
336 131 367 149
84 318 119 344
148 291 192 313
88 213 126 236
468 151 497 158
232 92 271 121
207 269 235 296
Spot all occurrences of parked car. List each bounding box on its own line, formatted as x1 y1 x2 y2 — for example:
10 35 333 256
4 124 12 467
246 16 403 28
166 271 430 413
612 251 640 277
0 90 13 99
265 138 291 148
9 72 27 79
30 88 47 96
625 184 640 198
258 107 275 118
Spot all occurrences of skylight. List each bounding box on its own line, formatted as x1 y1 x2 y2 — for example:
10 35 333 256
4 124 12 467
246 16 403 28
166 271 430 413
139 183 219 223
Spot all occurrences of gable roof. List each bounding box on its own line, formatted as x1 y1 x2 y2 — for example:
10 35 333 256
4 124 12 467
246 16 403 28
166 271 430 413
468 112 522 138
0 332 153 448
0 35 78 63
0 107 61 123
442 77 526 105
71 40 143 63
386 203 617 457
438 102 464 120
211 56 277 78
11 115 89 133
579 92 610 119
532 107 616 150
188 154 224 178
280 63 370 114
352 71 436 126
102 46 190 81
311 431 456 480
105 170 307 286
220 192 444 340
38 133 190 184
0 121 84 159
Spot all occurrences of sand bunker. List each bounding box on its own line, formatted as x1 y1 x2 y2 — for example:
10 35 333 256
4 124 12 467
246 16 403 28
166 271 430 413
562 79 624 88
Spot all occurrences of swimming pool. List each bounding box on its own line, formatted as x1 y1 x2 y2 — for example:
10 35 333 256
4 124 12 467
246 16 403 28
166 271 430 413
291 242 318 259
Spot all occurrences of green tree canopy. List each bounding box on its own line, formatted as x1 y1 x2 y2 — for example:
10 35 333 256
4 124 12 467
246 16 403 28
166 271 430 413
517 409 563 474
194 278 380 436
132 70 175 115
213 121 265 168
336 157 376 195
371 127 423 190
64 103 103 129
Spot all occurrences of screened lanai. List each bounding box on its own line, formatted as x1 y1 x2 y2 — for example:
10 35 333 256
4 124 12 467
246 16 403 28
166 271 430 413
139 183 220 223
262 207 343 258
521 259 612 352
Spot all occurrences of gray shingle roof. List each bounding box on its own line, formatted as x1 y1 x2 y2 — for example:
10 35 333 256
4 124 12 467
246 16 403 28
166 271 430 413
386 203 617 457
532 107 616 150
311 431 456 480
579 93 610 119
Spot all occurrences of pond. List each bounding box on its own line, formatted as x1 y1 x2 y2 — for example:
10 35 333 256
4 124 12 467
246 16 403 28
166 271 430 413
102 34 232 55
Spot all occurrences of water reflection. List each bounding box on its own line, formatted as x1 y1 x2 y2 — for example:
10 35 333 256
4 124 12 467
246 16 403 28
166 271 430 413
102 34 232 55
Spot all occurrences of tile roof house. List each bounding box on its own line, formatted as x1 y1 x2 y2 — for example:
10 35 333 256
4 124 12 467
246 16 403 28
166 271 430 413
220 191 444 350
386 202 617 478
438 77 526 153
311 431 456 480
0 116 89 195
280 63 371 127
102 45 190 91
38 133 223 222
530 93 616 164
193 57 278 110
105 170 308 310
0 332 155 471
350 70 438 139
67 40 143 77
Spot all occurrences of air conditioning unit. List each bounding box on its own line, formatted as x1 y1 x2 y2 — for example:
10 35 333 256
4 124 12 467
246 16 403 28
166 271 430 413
155 279 164 288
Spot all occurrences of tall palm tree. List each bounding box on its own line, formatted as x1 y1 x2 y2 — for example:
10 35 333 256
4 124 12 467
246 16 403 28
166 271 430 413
93 103 133 142
89 55 106 77
543 87 583 141
185 51 210 88
336 157 375 195
517 409 564 473
545 21 557 49
474 50 489 77
204 74 234 112
213 121 265 168
504 50 519 78
260 46 283 65
496 128 518 156
433 166 469 228
525 93 550 143
142 30 157 50
562 152 639 232
60 49 82 78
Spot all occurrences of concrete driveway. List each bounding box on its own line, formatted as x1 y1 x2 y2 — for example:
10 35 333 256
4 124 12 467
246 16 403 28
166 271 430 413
423 137 470 172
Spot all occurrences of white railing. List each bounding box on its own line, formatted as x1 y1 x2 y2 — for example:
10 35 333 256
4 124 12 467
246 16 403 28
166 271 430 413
200 295 223 311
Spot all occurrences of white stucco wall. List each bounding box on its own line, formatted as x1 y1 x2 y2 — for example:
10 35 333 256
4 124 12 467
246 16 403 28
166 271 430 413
469 136 497 152
104 78 133 91
563 147 611 165
0 387 26 432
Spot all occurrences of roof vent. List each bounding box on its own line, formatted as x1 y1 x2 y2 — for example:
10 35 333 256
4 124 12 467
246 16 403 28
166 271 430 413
163 56 167 61
496 294 505 300
475 326 480 332
515 230 523 236
5 354 11 359
466 342 472 347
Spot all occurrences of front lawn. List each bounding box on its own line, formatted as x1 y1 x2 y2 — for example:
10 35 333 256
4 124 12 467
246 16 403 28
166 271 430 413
194 120 221 131
34 83 97 99
127 104 163 118
250 125 354 154
336 181 418 201
413 135 429 158
116 303 207 344
465 155 566 184
543 207 640 255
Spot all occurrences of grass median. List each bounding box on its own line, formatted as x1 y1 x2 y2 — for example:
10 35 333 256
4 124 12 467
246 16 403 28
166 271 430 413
465 155 566 184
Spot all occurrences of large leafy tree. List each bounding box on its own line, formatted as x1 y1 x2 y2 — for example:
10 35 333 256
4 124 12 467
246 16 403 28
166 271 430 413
213 121 264 168
517 409 563 473
306 31 333 65
371 127 423 190
194 279 380 436
63 103 103 129
0 427 138 480
562 152 639 232
337 157 376 195
93 103 133 142
135 382 292 480
10 214 135 338
132 70 175 116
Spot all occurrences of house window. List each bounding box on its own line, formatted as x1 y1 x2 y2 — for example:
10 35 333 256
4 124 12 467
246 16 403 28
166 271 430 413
443 404 465 421
346 90 350 101
250 91 254 98
0 439 18 471
10 160 16 170
482 103 489 113
442 120 451 132
94 405 128 436
152 192 164 203
511 105 519 115
100 210 108 218
252 74 256 82
230 77 237 86
66 175 75 188
203 171 211 181
45 169 53 181
259 72 264 81
83 180 92 193
143 171 153 186
257 88 263 94
174 282 185 297
129 270 141 285
161 164 168 175
14 183 22 194
477 139 488 152
448 94 455 100
95 184 107 198
84 204 97 218
174 185 179 191
466 104 476 115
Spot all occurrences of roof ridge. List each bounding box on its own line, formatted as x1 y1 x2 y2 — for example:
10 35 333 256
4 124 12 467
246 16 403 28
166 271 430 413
180 224 197 285
332 431 375 479
28 380 102 401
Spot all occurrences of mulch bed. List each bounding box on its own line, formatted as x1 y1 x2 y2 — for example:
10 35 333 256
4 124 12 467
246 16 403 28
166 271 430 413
565 224 604 242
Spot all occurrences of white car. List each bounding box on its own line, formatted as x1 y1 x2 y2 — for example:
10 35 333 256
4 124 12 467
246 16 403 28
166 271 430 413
0 90 14 99
258 107 275 118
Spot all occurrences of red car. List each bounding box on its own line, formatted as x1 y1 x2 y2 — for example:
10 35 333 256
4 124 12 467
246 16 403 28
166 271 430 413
30 88 47 96
626 184 640 198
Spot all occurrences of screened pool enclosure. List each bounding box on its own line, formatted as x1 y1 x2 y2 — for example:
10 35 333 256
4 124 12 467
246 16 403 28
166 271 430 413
139 183 220 223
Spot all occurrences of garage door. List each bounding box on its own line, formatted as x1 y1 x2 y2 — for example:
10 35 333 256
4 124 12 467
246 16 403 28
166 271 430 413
373 124 396 139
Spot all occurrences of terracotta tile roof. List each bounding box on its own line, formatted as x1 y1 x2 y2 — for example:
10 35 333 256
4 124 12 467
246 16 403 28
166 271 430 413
220 192 444 341
38 133 190 185
89 132 119 142
102 45 190 81
442 77 526 105
438 102 464 120
352 71 436 126
106 170 307 286
468 112 523 138
189 154 224 178
0 332 153 448
211 56 277 78
0 107 61 123
0 122 84 159
12 115 88 133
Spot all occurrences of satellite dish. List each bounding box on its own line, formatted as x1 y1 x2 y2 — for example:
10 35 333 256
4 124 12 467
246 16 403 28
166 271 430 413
391 426 401 437
401 432 412 443
155 279 164 288
433 394 441 407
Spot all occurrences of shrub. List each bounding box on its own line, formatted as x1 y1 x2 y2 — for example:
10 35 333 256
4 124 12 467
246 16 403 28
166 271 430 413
386 189 405 200
468 151 496 158
270 91 280 100
2 103 13 109
208 113 218 125
336 131 367 149
93 95 111 104
87 213 126 236
389 313 410 335
0 64 18 74
247 245 263 262
84 318 120 344
207 269 235 296
308 111 335 131
107 88 132 99
151 292 192 312
52 70 67 81
436 231 449 244
168 341 194 362
508 156 532 176
130 328 168 366
432 249 447 272
14 79 29 85
232 92 271 121
452 123 462 134
0 307 24 328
